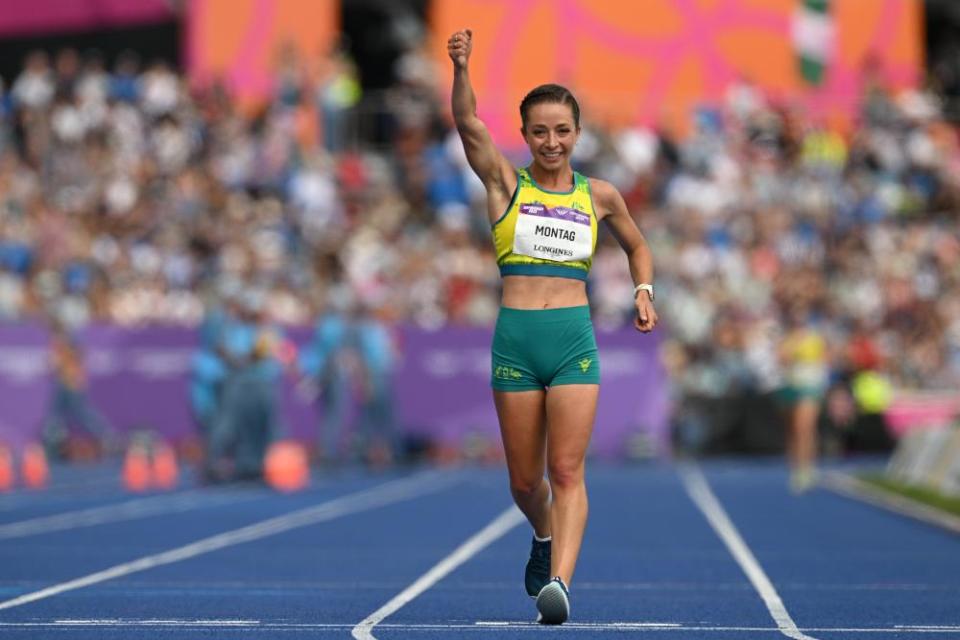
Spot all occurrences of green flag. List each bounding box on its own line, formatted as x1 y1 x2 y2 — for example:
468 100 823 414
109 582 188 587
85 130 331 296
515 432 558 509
793 0 833 86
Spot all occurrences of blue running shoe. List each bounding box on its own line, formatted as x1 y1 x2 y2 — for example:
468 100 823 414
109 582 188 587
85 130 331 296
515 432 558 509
536 577 570 624
524 537 551 597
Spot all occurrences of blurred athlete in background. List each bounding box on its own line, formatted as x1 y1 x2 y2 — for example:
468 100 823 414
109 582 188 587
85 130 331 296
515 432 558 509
779 307 829 493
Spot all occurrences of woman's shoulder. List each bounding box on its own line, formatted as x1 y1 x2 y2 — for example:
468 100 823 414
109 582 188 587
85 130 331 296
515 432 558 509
583 175 612 190
584 176 619 203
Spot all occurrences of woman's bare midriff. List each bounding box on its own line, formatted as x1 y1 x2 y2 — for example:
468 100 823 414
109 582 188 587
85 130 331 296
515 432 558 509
500 275 589 309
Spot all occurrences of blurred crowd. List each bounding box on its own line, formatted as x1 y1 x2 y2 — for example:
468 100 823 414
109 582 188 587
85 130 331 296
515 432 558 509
646 76 960 450
1 43 959 429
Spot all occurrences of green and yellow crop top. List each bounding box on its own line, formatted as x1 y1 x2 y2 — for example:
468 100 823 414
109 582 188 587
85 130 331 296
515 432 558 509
492 168 598 281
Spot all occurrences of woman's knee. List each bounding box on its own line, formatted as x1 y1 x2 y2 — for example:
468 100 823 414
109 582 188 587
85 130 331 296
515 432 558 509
547 458 584 490
509 474 544 498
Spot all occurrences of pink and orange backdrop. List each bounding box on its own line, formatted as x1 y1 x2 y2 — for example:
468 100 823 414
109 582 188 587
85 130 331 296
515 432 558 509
185 0 922 139
186 0 338 108
431 0 922 142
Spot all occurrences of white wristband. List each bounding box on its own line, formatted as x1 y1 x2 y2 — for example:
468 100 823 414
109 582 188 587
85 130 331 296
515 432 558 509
634 283 654 301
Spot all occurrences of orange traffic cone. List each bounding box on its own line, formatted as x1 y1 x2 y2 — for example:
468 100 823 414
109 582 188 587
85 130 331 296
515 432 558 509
151 442 179 490
122 443 151 492
21 443 49 489
264 440 310 492
0 443 13 492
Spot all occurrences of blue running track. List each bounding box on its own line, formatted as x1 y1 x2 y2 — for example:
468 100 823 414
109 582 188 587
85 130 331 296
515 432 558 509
0 460 957 639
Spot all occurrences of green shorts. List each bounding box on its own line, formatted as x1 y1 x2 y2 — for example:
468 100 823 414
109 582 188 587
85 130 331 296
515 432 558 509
491 305 600 391
775 384 826 407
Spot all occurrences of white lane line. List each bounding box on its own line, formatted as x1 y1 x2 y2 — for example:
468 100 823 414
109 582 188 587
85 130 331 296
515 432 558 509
351 504 525 640
2 620 960 633
0 490 260 540
820 471 960 535
39 619 259 626
679 464 819 640
0 471 455 612
481 622 960 633
477 621 681 628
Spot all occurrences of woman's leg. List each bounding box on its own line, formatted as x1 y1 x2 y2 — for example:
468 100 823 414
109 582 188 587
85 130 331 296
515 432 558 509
544 383 598 585
788 396 820 492
796 398 820 468
794 399 819 466
494 389 551 537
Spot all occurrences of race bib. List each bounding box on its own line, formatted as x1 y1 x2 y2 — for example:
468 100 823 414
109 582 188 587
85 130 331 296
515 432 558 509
513 203 592 262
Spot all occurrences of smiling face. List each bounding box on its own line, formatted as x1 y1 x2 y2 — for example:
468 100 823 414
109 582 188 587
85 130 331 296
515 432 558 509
521 102 580 172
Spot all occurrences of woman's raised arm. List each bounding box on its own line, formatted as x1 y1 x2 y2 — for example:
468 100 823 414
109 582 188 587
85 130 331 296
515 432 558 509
448 29 516 198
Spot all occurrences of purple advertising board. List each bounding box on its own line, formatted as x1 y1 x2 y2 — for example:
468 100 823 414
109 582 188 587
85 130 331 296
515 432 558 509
0 323 669 459
0 0 173 37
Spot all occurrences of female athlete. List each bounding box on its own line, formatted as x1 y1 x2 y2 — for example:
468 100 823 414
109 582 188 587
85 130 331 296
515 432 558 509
448 28 657 624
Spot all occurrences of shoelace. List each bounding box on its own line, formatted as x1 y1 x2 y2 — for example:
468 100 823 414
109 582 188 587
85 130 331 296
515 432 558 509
529 541 551 572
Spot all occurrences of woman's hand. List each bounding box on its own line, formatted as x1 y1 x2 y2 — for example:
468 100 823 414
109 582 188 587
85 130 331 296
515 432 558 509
634 293 658 333
447 29 473 70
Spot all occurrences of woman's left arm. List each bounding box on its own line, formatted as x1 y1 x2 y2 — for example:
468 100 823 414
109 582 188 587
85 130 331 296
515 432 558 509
591 179 657 333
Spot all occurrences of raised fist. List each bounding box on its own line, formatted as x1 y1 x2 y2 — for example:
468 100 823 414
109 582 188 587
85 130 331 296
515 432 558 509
447 29 473 69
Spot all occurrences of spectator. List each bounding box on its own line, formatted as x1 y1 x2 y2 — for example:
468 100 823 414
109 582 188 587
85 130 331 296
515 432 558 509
204 292 284 481
42 322 114 458
298 302 353 463
353 303 399 466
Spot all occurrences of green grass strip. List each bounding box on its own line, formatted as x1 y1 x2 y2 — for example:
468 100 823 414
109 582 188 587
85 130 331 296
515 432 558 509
860 473 960 518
